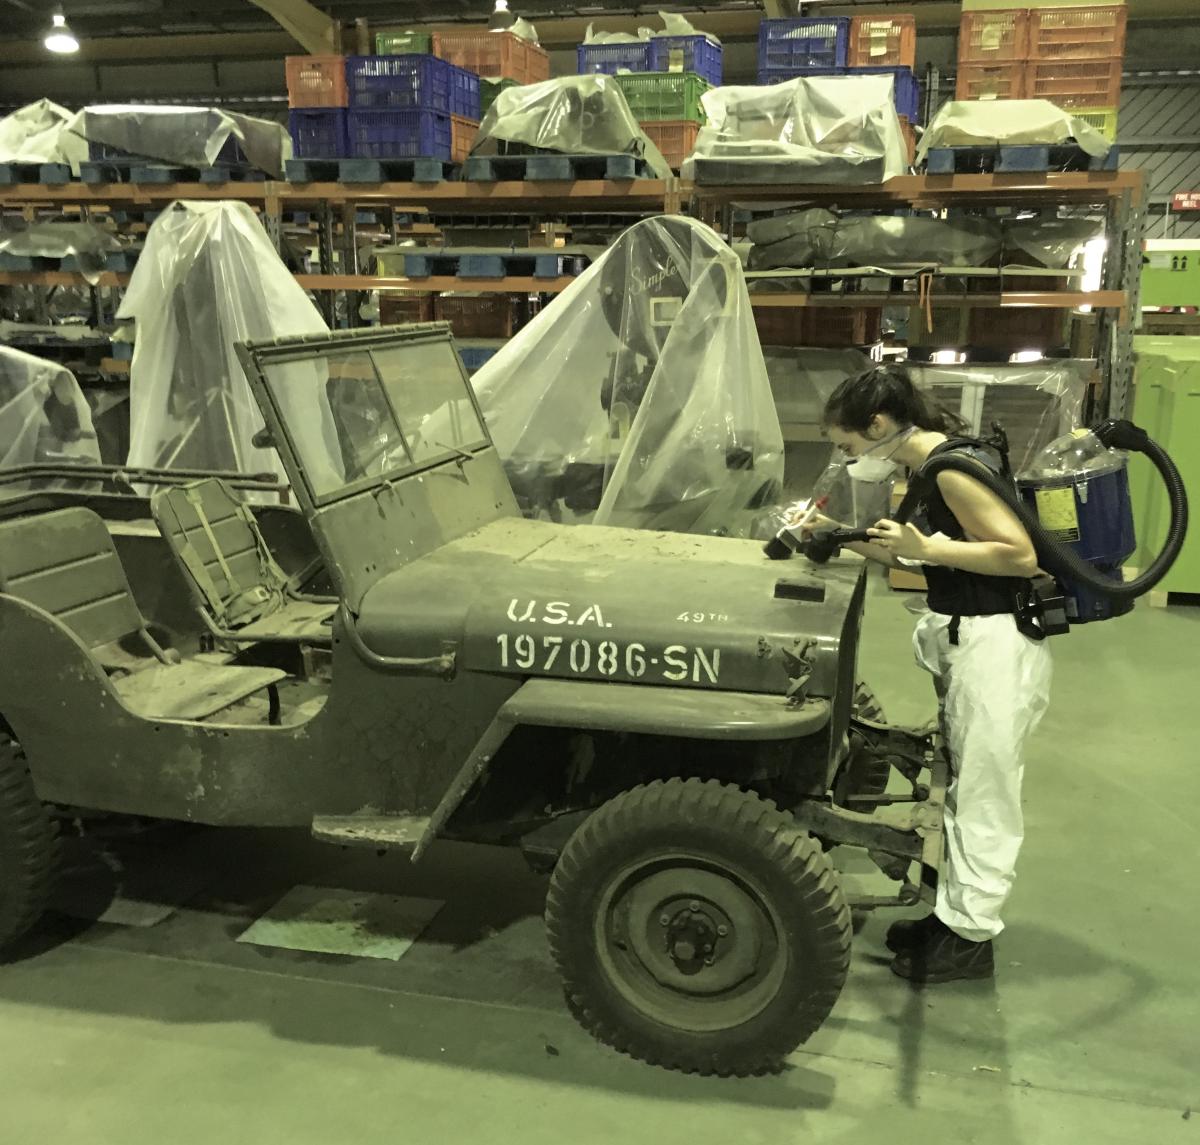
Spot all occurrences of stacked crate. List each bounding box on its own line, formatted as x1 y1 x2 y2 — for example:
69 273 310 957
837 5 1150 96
286 56 350 159
344 55 482 163
577 39 653 77
432 30 550 84
955 6 1124 140
616 72 710 171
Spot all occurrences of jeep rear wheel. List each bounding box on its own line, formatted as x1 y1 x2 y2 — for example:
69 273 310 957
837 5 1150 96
546 778 851 1076
0 733 60 956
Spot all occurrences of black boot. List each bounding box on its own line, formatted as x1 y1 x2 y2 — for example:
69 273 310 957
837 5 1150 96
891 920 994 984
884 912 943 954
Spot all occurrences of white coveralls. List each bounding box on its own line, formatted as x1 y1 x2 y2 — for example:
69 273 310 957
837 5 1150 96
914 611 1052 942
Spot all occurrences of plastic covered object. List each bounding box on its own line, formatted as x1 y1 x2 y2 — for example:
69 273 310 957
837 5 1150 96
1002 215 1104 270
0 345 100 490
117 201 331 496
684 76 908 185
509 16 540 44
0 99 89 171
471 75 671 177
1022 429 1124 480
0 222 123 285
471 215 783 537
916 100 1110 163
763 346 874 426
68 105 292 176
582 23 648 44
657 10 721 44
748 208 1002 270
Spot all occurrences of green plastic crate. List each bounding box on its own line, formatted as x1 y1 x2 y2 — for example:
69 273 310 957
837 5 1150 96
375 31 432 55
481 76 519 117
614 71 710 123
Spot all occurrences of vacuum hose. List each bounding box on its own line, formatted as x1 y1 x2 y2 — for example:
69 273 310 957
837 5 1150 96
910 420 1188 602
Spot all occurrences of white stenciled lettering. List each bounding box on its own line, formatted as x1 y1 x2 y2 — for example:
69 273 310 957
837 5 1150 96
663 645 689 681
574 604 607 628
693 648 721 684
506 599 536 623
597 641 618 676
514 633 536 669
543 601 570 625
625 643 647 678
543 635 563 669
570 639 591 673
496 633 509 666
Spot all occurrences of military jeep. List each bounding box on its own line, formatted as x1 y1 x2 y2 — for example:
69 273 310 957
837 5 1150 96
0 325 946 1076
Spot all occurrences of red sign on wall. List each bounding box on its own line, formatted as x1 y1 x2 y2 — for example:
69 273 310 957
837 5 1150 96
1172 192 1200 210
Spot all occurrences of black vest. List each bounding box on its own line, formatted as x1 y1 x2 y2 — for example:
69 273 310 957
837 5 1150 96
905 439 1030 618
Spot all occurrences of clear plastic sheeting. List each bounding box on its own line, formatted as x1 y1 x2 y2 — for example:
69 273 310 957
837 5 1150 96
472 75 671 177
1024 429 1124 480
0 346 100 492
0 99 88 171
118 201 330 496
0 222 123 285
472 215 783 537
763 346 874 427
67 105 292 176
1001 215 1104 270
916 99 1110 163
748 208 1002 270
684 76 908 185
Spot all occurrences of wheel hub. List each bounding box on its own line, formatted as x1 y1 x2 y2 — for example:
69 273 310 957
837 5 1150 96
663 904 725 971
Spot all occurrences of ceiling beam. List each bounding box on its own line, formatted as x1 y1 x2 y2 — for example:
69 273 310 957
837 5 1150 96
245 0 338 53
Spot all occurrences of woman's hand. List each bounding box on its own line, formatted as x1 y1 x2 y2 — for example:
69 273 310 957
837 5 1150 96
866 519 929 562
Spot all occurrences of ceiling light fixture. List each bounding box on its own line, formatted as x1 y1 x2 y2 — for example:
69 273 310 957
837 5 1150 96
45 11 80 54
488 0 516 32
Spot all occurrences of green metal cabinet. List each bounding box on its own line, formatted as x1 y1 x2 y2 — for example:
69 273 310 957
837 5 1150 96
1141 241 1200 308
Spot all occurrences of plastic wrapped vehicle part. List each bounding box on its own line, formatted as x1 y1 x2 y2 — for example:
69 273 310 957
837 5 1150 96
916 100 1110 164
471 215 783 537
0 222 123 285
0 99 88 171
67 105 292 176
748 209 1003 270
684 75 908 185
0 345 100 492
1001 216 1104 270
471 75 671 178
117 201 332 497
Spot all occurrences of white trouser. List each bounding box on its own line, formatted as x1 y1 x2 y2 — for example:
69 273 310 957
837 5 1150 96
913 611 1053 942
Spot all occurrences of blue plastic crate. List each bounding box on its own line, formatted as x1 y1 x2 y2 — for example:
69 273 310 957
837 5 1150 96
648 36 722 86
576 41 653 75
457 344 500 374
848 66 921 122
289 109 348 158
347 54 480 119
346 109 453 160
758 17 850 72
756 67 839 86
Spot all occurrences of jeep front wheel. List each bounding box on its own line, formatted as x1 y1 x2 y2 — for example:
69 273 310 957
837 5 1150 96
0 732 60 956
545 778 851 1076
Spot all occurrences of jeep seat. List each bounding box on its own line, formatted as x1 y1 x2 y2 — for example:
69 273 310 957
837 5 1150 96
0 506 285 722
150 479 335 647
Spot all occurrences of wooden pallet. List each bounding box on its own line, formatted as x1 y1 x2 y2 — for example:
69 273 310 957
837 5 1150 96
0 250 139 274
924 144 1119 176
79 159 267 186
400 247 595 280
285 157 456 185
461 152 654 182
0 162 73 186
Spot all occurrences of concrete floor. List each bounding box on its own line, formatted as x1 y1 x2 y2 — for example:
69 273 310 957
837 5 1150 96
1 576 1197 1144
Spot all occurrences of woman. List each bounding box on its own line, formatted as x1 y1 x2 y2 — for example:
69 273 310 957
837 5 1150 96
821 366 1052 984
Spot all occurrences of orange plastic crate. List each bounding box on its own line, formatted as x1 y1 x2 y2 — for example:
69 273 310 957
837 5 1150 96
1030 6 1127 61
956 62 1027 102
1026 58 1122 110
754 306 881 348
958 10 1029 64
432 31 550 84
286 55 348 109
639 120 700 171
450 115 478 163
849 15 916 69
434 293 518 339
379 292 434 324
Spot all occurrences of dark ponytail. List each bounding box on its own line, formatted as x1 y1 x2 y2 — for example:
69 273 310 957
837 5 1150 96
822 365 967 435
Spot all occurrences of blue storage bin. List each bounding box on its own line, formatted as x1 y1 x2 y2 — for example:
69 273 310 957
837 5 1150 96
289 109 349 158
347 54 480 119
346 109 453 160
648 36 722 86
576 41 652 75
848 66 921 122
758 17 849 72
757 67 839 86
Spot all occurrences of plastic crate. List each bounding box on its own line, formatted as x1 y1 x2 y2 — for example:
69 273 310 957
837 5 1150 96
375 31 432 55
1029 6 1127 61
956 62 1027 102
1026 58 1122 110
1072 106 1119 142
379 292 435 324
577 41 652 76
648 35 722 86
615 72 710 123
434 294 518 339
958 10 1029 64
849 15 916 69
286 55 348 108
450 115 477 163
432 30 550 84
457 343 501 373
757 67 839 86
480 77 519 117
288 109 349 158
347 55 480 118
758 18 850 72
346 109 453 160
639 120 700 170
849 66 921 122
